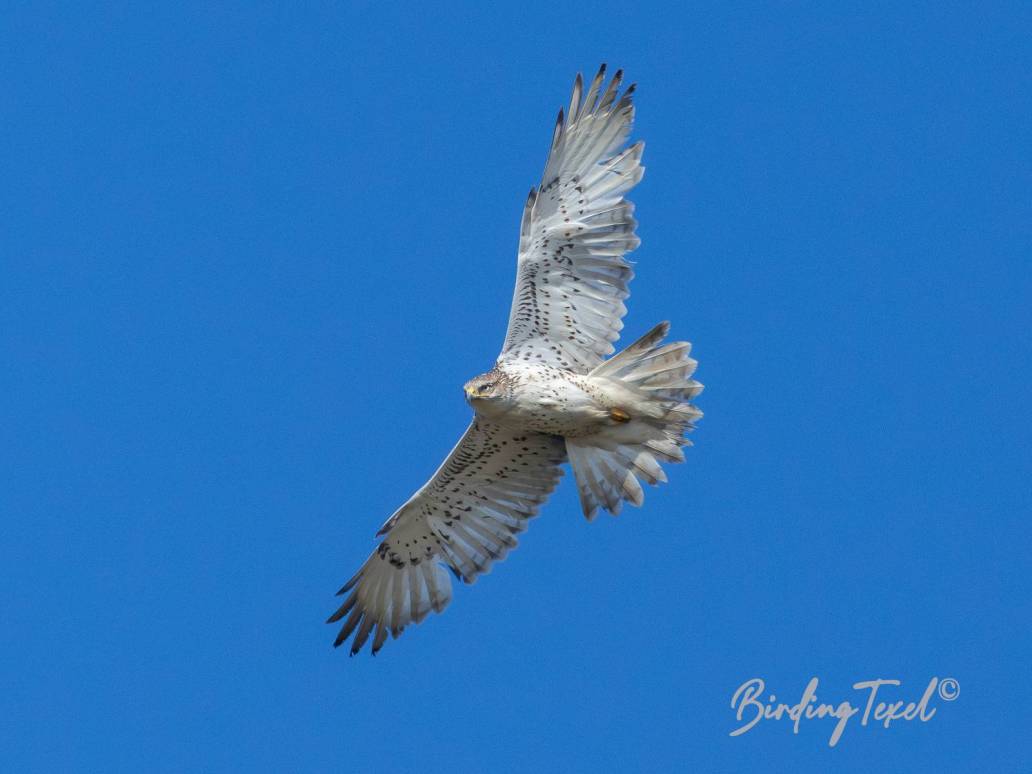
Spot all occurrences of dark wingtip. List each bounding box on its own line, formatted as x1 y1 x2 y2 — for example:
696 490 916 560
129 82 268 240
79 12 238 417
614 68 623 81
597 63 607 77
626 82 636 95
337 572 361 595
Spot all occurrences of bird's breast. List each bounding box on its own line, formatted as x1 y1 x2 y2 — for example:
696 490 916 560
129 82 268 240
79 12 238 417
494 371 609 436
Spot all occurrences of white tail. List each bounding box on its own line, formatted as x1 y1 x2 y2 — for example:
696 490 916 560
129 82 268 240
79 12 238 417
566 322 702 519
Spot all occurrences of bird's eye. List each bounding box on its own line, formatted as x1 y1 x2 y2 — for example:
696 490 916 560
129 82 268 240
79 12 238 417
480 382 494 393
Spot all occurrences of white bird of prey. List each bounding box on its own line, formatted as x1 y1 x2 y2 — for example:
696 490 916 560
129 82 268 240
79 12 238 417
329 65 703 655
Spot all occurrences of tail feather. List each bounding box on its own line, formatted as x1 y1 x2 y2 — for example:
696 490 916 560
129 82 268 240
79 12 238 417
568 322 702 519
590 321 670 377
568 443 634 519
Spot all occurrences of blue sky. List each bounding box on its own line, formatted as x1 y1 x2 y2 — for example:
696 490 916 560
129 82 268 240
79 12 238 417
2 2 1030 772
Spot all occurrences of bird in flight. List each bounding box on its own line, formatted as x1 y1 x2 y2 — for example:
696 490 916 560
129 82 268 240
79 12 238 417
329 65 703 655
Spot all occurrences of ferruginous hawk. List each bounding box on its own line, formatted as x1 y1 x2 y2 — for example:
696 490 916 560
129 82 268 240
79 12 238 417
329 65 703 655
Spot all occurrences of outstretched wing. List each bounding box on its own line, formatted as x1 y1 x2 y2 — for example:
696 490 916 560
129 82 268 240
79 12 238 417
328 419 566 655
499 65 644 373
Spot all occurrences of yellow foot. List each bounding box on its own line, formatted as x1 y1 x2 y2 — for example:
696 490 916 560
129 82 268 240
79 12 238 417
609 407 631 423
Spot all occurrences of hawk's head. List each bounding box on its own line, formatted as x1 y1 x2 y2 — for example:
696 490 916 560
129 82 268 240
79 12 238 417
463 369 508 404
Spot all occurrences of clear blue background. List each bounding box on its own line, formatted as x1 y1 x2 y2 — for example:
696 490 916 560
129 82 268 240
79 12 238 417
2 2 1029 772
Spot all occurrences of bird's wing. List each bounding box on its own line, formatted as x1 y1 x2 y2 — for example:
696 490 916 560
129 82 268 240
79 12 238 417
328 419 566 655
498 65 644 373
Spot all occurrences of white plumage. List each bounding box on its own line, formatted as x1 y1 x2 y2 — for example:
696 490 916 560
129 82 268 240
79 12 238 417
330 66 702 655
